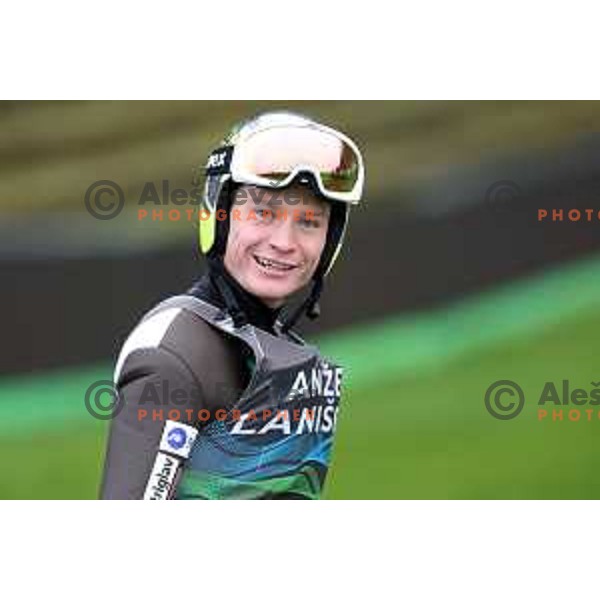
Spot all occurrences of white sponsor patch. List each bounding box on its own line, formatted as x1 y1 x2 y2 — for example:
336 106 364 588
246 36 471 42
143 452 180 500
159 420 198 459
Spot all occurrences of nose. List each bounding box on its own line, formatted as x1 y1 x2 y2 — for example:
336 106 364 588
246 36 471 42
267 219 296 254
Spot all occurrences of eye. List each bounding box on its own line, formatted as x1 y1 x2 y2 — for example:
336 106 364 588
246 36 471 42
299 214 321 228
255 208 273 222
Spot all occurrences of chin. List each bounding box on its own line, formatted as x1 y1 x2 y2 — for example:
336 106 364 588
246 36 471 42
254 284 294 307
247 278 300 308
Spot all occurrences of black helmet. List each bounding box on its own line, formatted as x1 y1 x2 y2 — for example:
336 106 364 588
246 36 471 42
193 110 365 329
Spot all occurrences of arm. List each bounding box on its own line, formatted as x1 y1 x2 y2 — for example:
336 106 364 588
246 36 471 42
99 307 248 499
99 346 204 499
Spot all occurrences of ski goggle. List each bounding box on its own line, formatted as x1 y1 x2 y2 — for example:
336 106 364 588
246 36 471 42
204 123 364 204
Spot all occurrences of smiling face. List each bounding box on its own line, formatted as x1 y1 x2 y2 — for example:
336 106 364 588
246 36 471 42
223 184 330 308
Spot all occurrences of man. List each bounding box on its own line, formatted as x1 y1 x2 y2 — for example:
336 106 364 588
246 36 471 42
100 110 365 499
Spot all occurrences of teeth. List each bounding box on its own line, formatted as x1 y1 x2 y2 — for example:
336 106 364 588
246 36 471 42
255 256 294 271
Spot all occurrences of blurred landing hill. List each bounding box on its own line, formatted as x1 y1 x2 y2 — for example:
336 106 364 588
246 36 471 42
3 100 600 214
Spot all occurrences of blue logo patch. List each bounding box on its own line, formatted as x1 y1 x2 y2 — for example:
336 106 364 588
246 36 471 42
167 427 187 450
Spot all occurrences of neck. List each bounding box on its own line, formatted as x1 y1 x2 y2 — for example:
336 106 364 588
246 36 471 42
205 259 283 332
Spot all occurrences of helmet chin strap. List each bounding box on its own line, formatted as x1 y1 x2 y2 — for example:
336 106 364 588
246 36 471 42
280 275 323 334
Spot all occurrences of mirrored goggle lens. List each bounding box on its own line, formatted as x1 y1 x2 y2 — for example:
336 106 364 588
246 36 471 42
236 126 360 193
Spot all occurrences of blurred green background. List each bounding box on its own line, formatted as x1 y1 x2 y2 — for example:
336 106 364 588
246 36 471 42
1 100 599 498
